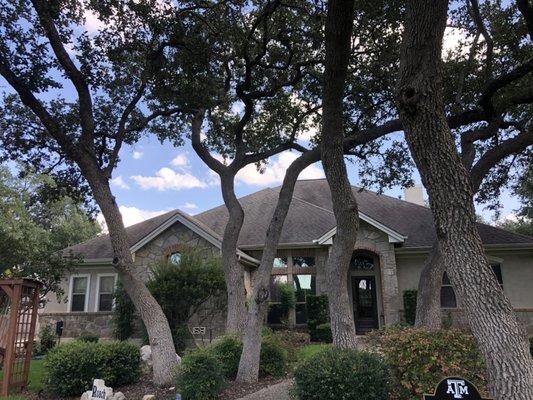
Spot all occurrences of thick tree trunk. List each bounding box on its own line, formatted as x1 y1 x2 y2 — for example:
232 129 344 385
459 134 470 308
219 173 248 333
397 1 533 398
321 0 358 349
81 164 177 387
414 243 444 329
236 153 315 383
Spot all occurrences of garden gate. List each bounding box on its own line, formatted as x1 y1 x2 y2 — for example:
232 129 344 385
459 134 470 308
0 278 41 397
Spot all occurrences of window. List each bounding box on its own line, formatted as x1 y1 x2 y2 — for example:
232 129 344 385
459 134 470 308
440 272 457 308
70 275 89 312
273 257 288 268
491 264 503 287
293 256 315 269
169 252 182 265
350 255 374 271
267 275 287 324
97 274 117 312
294 274 316 324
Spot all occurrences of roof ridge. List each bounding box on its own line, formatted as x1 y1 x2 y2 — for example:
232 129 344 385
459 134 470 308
290 194 334 214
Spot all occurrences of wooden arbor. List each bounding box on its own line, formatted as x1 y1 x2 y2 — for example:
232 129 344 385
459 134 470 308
0 278 41 397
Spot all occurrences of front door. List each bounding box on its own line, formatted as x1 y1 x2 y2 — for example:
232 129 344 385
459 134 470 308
351 276 378 334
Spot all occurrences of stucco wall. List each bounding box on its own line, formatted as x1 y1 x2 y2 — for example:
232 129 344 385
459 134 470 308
395 249 533 334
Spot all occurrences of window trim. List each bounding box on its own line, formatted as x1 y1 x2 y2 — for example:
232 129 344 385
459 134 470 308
95 273 118 312
68 274 91 312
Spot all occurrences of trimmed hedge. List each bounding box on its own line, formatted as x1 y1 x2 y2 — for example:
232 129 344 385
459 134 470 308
77 331 99 343
44 341 140 396
367 327 487 400
293 347 390 400
202 333 288 380
176 351 227 400
402 290 417 326
306 295 329 342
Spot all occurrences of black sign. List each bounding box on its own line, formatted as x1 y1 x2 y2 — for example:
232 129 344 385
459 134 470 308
423 377 492 400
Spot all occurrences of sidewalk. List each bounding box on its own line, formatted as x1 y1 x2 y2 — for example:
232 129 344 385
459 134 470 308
236 379 293 400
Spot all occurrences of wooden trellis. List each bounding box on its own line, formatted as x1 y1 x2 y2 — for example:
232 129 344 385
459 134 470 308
0 278 41 397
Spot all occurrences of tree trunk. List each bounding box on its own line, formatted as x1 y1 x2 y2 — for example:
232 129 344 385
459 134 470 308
397 1 533 398
321 0 358 349
414 242 444 329
236 153 315 383
81 163 177 387
219 172 248 333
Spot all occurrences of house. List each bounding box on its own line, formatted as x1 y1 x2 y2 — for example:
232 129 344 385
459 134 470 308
39 179 533 338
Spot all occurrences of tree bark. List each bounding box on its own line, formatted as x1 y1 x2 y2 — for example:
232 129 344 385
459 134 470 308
414 243 444 329
397 1 533 398
79 160 177 387
219 172 248 333
236 152 315 383
321 0 359 349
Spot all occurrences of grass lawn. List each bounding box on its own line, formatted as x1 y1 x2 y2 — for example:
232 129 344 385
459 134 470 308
0 358 45 395
297 343 331 362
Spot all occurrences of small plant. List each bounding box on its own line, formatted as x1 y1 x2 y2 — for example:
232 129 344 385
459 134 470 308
259 335 288 378
44 340 140 396
313 323 332 343
403 289 417 325
207 334 243 379
37 324 56 354
174 324 193 354
293 347 390 400
77 331 99 343
176 350 227 400
112 281 136 341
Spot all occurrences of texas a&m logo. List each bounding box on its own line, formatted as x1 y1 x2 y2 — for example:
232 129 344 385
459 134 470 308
423 377 492 400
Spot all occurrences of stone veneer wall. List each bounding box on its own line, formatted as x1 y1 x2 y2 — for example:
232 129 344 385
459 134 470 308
351 222 401 326
39 312 116 338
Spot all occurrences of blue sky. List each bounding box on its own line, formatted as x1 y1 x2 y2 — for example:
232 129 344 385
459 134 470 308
106 135 520 227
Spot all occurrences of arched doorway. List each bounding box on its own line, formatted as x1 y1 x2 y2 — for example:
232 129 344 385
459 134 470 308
349 252 382 334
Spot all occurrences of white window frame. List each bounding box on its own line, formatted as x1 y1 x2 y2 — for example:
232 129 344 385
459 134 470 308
95 273 118 312
68 274 91 312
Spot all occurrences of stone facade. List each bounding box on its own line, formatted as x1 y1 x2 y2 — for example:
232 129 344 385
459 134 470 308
39 312 115 338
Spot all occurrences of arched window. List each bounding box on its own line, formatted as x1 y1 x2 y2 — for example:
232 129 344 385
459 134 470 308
350 255 375 271
169 252 182 265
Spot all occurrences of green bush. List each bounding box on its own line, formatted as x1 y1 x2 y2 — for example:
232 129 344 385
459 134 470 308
306 295 329 342
208 334 243 379
174 324 193 355
37 324 56 355
44 341 140 396
279 283 296 326
77 331 99 343
112 281 137 341
259 335 288 378
313 323 332 343
293 347 390 400
367 327 487 400
403 290 417 326
203 332 288 379
176 350 227 400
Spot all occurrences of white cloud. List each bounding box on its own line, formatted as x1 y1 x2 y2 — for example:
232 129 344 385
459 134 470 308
171 153 190 167
131 167 207 191
236 152 324 186
97 206 168 232
132 151 144 160
110 175 130 190
443 26 472 58
180 202 198 211
84 9 106 33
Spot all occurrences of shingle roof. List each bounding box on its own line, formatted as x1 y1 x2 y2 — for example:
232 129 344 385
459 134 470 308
195 179 533 248
68 179 533 259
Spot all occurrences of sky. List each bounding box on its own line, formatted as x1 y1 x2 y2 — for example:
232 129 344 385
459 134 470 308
0 6 522 229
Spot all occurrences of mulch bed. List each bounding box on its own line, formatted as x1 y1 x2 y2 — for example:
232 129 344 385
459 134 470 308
217 376 285 400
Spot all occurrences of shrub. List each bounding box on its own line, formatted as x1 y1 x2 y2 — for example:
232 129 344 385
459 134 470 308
147 250 226 340
174 324 193 355
293 347 390 400
403 290 417 326
259 335 288 378
112 281 136 341
44 341 140 396
267 330 310 363
203 332 288 379
208 334 243 379
278 283 296 326
77 331 99 343
367 327 487 400
37 324 56 354
306 295 329 342
176 350 227 400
